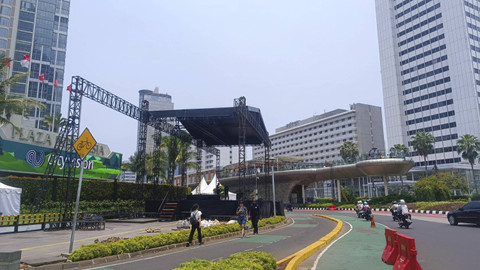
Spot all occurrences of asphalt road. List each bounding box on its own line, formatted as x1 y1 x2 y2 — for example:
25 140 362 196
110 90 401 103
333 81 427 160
326 210 480 270
85 213 336 270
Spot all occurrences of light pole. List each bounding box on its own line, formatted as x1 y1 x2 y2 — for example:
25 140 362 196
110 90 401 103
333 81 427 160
271 159 277 217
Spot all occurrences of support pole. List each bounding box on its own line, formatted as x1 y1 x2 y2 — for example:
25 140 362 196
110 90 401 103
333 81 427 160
383 175 389 196
69 159 85 253
336 180 341 202
272 164 276 218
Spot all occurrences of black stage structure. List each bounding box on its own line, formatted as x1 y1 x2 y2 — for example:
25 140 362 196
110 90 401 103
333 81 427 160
34 76 272 219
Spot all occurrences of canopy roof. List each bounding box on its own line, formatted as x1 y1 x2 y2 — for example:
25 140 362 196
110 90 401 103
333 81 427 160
149 106 270 146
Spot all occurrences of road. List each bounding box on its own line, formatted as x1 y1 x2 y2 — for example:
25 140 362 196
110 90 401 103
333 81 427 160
322 210 480 270
84 213 336 270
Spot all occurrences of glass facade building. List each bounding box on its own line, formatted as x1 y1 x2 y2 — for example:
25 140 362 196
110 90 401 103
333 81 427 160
376 0 480 167
2 0 70 130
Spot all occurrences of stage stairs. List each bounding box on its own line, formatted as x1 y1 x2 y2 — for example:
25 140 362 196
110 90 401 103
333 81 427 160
159 201 179 221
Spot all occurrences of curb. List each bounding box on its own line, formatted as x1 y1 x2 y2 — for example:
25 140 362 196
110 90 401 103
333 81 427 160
293 207 449 215
30 219 292 270
276 215 343 270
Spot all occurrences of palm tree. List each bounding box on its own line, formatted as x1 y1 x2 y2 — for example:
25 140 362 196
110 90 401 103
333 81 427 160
411 131 435 176
177 138 198 187
128 152 145 183
0 55 44 132
161 136 181 185
456 134 480 194
339 141 359 164
389 144 409 158
43 113 67 132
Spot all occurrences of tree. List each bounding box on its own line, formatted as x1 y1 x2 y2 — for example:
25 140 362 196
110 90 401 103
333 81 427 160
411 131 434 176
161 136 181 185
0 55 44 132
437 173 469 195
414 175 451 201
339 141 359 164
456 134 480 194
43 113 67 132
127 152 144 183
389 144 409 158
176 134 198 187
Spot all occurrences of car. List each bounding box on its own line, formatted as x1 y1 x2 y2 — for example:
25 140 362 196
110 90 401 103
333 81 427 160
447 201 480 226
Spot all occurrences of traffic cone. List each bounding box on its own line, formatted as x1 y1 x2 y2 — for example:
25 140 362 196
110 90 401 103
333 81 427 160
371 215 376 228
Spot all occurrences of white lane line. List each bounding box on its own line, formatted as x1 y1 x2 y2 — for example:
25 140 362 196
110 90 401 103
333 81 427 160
244 248 253 251
311 220 353 270
88 218 297 270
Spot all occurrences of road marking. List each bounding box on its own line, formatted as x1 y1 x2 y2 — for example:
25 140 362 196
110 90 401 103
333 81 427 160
20 223 176 251
245 248 253 251
311 220 353 270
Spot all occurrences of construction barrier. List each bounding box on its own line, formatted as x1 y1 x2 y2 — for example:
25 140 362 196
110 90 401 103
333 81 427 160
328 205 336 211
393 234 422 270
382 228 399 265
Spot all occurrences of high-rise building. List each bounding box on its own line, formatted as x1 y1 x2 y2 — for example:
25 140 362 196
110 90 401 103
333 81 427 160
2 0 70 130
252 103 385 162
375 0 480 167
138 88 174 154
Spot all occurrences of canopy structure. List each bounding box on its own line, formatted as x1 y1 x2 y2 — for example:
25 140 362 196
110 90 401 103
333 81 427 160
191 177 209 195
0 182 22 216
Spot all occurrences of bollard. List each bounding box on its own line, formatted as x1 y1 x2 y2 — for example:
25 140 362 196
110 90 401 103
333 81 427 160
370 215 376 228
382 228 399 265
0 250 21 270
393 234 422 270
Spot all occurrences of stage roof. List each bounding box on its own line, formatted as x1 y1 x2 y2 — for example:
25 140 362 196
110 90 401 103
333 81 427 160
149 106 270 147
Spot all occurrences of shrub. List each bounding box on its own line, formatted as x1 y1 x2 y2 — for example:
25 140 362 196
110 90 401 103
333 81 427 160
174 251 277 270
414 175 451 201
69 216 285 262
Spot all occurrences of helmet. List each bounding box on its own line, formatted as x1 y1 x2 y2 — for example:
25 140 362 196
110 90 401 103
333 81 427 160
364 202 368 205
357 200 362 204
400 199 405 204
393 201 397 204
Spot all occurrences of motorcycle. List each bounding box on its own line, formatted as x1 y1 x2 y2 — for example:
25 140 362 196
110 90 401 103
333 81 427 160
398 213 412 229
364 209 372 221
391 209 399 221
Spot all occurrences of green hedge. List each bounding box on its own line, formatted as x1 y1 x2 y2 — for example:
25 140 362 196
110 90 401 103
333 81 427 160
69 216 286 262
174 251 277 270
0 176 190 205
20 200 143 214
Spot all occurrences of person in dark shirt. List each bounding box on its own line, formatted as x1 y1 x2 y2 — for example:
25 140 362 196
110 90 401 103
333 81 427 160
250 200 260 235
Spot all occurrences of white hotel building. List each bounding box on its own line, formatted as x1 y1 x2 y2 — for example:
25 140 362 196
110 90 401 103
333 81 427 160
252 103 385 163
376 0 480 168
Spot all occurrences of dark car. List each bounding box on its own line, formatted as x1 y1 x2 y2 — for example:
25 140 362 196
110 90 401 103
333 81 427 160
447 201 480 226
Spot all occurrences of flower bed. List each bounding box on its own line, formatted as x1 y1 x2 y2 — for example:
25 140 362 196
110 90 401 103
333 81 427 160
69 216 286 262
174 251 277 270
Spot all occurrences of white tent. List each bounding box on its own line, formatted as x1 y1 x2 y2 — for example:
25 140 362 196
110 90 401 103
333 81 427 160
202 175 219 195
191 177 208 195
0 182 22 216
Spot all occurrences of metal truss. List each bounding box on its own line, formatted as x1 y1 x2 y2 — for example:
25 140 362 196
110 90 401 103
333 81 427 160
235 97 247 200
37 76 218 215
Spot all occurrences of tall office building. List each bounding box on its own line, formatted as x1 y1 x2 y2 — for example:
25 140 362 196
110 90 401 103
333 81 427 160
2 0 70 130
375 0 480 167
138 88 174 154
252 103 385 162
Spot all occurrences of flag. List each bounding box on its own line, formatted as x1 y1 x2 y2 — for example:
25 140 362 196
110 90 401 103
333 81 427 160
20 54 30 68
39 73 45 81
54 79 58 87
66 84 72 92
2 57 10 68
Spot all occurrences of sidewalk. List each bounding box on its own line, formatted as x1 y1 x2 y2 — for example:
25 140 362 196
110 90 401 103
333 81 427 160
313 214 391 270
0 220 178 266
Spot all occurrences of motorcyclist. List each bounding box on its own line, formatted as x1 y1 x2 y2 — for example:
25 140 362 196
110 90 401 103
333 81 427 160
399 199 408 215
362 201 371 219
356 200 363 214
390 201 399 220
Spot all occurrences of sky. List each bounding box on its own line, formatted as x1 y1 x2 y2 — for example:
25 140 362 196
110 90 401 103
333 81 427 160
62 1 383 160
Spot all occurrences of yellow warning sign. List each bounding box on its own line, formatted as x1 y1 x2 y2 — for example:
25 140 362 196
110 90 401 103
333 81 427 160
74 128 97 159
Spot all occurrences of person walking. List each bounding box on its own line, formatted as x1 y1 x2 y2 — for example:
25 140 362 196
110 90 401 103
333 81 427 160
236 201 248 238
250 200 260 235
187 203 203 247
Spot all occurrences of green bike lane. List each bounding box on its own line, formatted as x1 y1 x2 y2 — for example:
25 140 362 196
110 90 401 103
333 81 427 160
314 214 390 270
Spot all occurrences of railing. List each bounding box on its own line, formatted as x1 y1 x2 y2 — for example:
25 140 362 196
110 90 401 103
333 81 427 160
158 190 170 213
